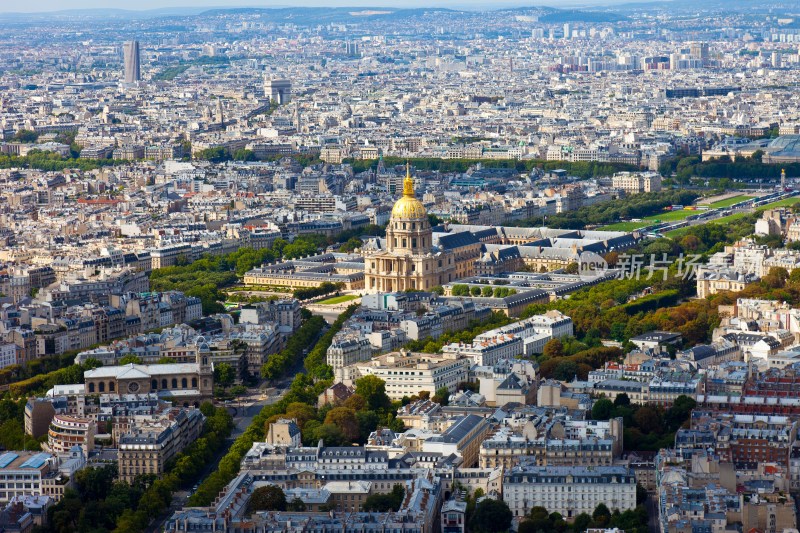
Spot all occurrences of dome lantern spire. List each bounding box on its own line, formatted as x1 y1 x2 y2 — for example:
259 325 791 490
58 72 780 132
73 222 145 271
403 162 415 197
391 162 427 220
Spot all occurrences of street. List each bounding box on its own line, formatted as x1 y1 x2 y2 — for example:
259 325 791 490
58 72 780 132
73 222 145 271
147 389 286 533
646 493 659 533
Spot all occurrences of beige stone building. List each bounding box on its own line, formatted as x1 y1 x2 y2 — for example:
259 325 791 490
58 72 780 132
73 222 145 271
265 419 302 448
47 414 96 455
83 353 214 404
611 171 662 194
117 408 204 483
364 168 457 292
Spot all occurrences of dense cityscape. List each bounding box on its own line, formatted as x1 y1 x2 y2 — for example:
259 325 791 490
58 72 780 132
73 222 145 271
0 1 799 532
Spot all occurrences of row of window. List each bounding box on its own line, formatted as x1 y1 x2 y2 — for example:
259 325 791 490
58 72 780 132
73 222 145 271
87 377 198 393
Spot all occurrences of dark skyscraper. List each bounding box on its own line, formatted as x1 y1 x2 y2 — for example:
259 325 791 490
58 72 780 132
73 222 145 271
123 40 141 84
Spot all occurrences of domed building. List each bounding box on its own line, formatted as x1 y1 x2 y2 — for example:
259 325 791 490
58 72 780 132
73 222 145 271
363 167 456 293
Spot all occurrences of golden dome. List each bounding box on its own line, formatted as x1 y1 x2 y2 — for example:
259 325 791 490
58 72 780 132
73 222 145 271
391 164 427 220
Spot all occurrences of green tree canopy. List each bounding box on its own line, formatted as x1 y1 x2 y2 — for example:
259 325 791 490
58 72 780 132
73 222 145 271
591 398 614 420
232 148 256 162
432 386 450 406
543 338 564 359
214 362 235 388
247 485 287 513
363 484 404 512
355 375 392 411
469 498 513 533
195 146 231 163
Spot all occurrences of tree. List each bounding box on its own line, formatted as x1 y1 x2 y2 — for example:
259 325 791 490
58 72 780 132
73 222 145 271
592 398 614 420
469 498 513 533
432 386 450 406
610 322 627 342
643 240 673 256
458 380 479 392
470 287 481 296
553 360 579 381
324 407 360 443
283 239 319 260
614 393 631 407
481 286 493 297
288 497 306 511
428 214 444 226
214 363 235 388
12 129 38 143
636 483 648 505
633 406 662 434
542 338 564 359
247 485 286 513
363 484 404 512
451 284 470 296
573 513 592 532
343 394 367 411
355 410 379 441
592 503 611 527
679 234 702 252
118 355 142 365
564 262 579 274
195 146 231 163
283 402 318 430
75 464 118 501
665 395 696 431
311 423 345 446
232 149 256 162
763 266 790 289
339 236 363 253
355 375 391 411
431 286 445 296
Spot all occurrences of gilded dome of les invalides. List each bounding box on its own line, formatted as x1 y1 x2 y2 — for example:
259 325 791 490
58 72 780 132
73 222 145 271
390 166 427 220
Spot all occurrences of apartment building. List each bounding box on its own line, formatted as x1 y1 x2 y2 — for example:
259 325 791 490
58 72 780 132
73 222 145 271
47 414 95 455
504 465 637 519
0 452 77 503
0 344 17 370
611 171 662 194
441 335 523 366
421 414 492 467
118 408 205 483
327 336 373 371
481 434 616 469
347 351 471 400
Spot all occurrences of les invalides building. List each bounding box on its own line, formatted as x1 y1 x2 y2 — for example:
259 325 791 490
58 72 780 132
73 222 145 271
363 167 457 292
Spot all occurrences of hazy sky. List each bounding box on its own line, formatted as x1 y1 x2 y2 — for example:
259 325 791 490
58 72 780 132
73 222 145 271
1 0 616 13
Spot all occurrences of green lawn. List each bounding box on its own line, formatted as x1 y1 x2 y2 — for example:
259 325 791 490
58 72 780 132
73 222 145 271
664 197 800 238
604 196 800 235
647 209 696 222
316 294 359 305
599 221 648 231
698 195 754 208
601 208 695 231
756 197 800 209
